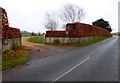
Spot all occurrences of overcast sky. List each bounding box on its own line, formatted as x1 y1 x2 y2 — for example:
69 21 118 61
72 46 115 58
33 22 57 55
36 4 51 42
0 0 119 33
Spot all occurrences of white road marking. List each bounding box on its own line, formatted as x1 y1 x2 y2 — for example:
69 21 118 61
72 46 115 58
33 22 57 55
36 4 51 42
52 57 90 82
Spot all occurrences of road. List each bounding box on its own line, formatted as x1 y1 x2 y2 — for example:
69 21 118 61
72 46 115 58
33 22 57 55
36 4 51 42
2 36 119 82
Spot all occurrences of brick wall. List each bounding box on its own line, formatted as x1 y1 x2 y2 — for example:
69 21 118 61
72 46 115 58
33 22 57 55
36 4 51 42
46 30 66 37
2 27 21 39
66 22 111 37
0 7 21 53
46 22 111 38
45 22 111 44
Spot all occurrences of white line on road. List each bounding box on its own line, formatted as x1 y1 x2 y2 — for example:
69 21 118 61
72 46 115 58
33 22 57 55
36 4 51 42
52 57 90 82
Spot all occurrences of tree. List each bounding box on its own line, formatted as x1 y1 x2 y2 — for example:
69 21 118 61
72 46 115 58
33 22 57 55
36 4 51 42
44 12 58 30
31 32 37 36
92 18 112 32
37 32 41 36
60 3 85 23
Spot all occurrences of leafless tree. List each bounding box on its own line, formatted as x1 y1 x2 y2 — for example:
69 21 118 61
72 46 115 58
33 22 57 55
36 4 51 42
44 12 58 31
60 3 85 23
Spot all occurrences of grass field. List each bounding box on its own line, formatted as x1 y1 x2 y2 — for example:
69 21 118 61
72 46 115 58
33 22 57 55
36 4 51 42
27 34 45 44
2 46 29 70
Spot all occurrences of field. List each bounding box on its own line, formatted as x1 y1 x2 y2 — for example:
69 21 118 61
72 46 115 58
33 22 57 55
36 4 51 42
27 34 45 44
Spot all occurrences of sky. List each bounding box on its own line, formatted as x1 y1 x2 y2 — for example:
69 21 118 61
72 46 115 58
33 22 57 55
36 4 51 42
0 0 119 33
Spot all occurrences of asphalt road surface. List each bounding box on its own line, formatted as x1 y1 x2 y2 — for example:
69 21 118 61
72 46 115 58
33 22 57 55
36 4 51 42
2 36 119 82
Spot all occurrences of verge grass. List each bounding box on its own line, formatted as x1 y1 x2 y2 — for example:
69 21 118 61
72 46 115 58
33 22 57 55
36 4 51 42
2 46 29 70
80 36 112 46
0 54 1 71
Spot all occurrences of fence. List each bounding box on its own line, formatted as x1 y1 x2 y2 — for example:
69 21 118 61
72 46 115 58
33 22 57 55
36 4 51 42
45 36 95 44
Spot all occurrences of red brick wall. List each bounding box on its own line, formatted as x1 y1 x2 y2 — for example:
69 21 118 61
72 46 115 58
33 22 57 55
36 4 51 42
0 7 9 28
46 30 66 37
66 22 111 37
1 7 21 39
46 22 111 37
2 27 21 39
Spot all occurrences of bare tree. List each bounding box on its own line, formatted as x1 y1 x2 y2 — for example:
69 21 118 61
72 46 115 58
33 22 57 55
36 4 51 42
60 3 85 23
44 12 58 31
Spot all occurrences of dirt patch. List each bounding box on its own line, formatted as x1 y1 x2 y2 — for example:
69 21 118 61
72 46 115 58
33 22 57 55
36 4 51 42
22 37 78 63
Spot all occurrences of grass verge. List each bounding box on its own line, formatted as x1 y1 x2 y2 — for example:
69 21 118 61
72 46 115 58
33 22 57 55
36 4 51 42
27 34 45 43
80 36 112 46
0 54 1 71
2 46 29 70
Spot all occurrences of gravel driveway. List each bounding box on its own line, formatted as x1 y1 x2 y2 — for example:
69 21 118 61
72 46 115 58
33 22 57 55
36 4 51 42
22 37 78 64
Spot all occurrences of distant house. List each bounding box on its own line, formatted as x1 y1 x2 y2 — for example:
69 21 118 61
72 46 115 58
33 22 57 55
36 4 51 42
45 22 111 44
0 7 21 53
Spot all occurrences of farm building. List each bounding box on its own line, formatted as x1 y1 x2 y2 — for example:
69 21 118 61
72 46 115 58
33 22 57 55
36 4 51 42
0 7 21 53
45 22 111 44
